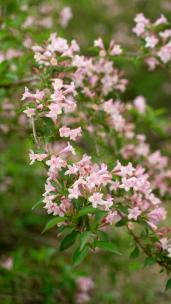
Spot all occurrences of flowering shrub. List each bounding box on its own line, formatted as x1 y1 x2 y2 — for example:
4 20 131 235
22 17 171 287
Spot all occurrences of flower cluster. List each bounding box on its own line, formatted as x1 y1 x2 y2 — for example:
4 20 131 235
133 13 171 70
75 277 94 304
22 31 171 271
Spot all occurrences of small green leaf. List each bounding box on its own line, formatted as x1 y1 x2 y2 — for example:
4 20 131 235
59 231 79 251
76 206 99 218
115 219 127 227
72 245 89 267
97 230 109 242
32 198 43 210
42 217 66 233
166 278 171 291
144 256 156 267
130 246 140 259
94 240 121 255
80 231 92 250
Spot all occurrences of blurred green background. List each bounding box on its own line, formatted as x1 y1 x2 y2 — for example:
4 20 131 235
1 0 171 303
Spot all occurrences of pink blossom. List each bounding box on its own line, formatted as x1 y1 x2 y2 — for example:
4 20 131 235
145 35 159 48
89 192 104 208
148 207 167 229
94 38 104 49
145 57 159 71
133 95 146 114
128 207 142 220
29 150 48 165
60 142 76 155
158 42 171 63
23 107 35 118
46 155 67 173
109 40 122 55
59 126 82 141
59 6 73 28
154 14 168 26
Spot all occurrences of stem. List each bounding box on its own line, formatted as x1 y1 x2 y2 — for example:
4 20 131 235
31 117 40 149
0 76 39 88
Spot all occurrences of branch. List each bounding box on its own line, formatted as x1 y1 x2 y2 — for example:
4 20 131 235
0 76 39 88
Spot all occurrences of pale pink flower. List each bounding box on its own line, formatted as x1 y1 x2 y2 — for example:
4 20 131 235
65 164 78 175
59 126 82 141
46 155 67 172
0 257 13 270
158 42 171 63
148 207 167 229
154 14 168 26
128 207 142 220
23 107 35 118
60 142 76 155
89 192 104 208
145 57 159 71
59 6 73 28
77 277 94 292
109 40 122 55
133 95 146 114
145 35 159 48
104 211 120 225
94 38 104 49
29 150 48 165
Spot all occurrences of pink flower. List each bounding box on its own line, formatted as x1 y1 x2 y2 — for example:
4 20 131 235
89 192 104 208
133 13 149 36
60 142 76 155
128 207 142 220
59 126 82 141
77 277 94 292
29 150 48 165
0 257 13 270
46 103 63 121
148 207 167 229
22 87 44 101
94 38 104 49
134 95 146 114
154 14 168 26
145 35 159 48
104 211 120 225
109 40 122 56
145 57 159 71
23 107 35 118
46 155 67 172
158 42 171 63
59 6 73 28
65 164 78 175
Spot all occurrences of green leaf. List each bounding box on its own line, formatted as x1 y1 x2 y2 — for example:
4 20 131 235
97 230 109 242
42 217 66 233
144 256 156 267
59 231 79 251
72 245 89 267
32 198 43 210
130 246 140 259
76 206 99 218
166 278 171 291
80 231 92 250
94 240 121 255
115 219 127 227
